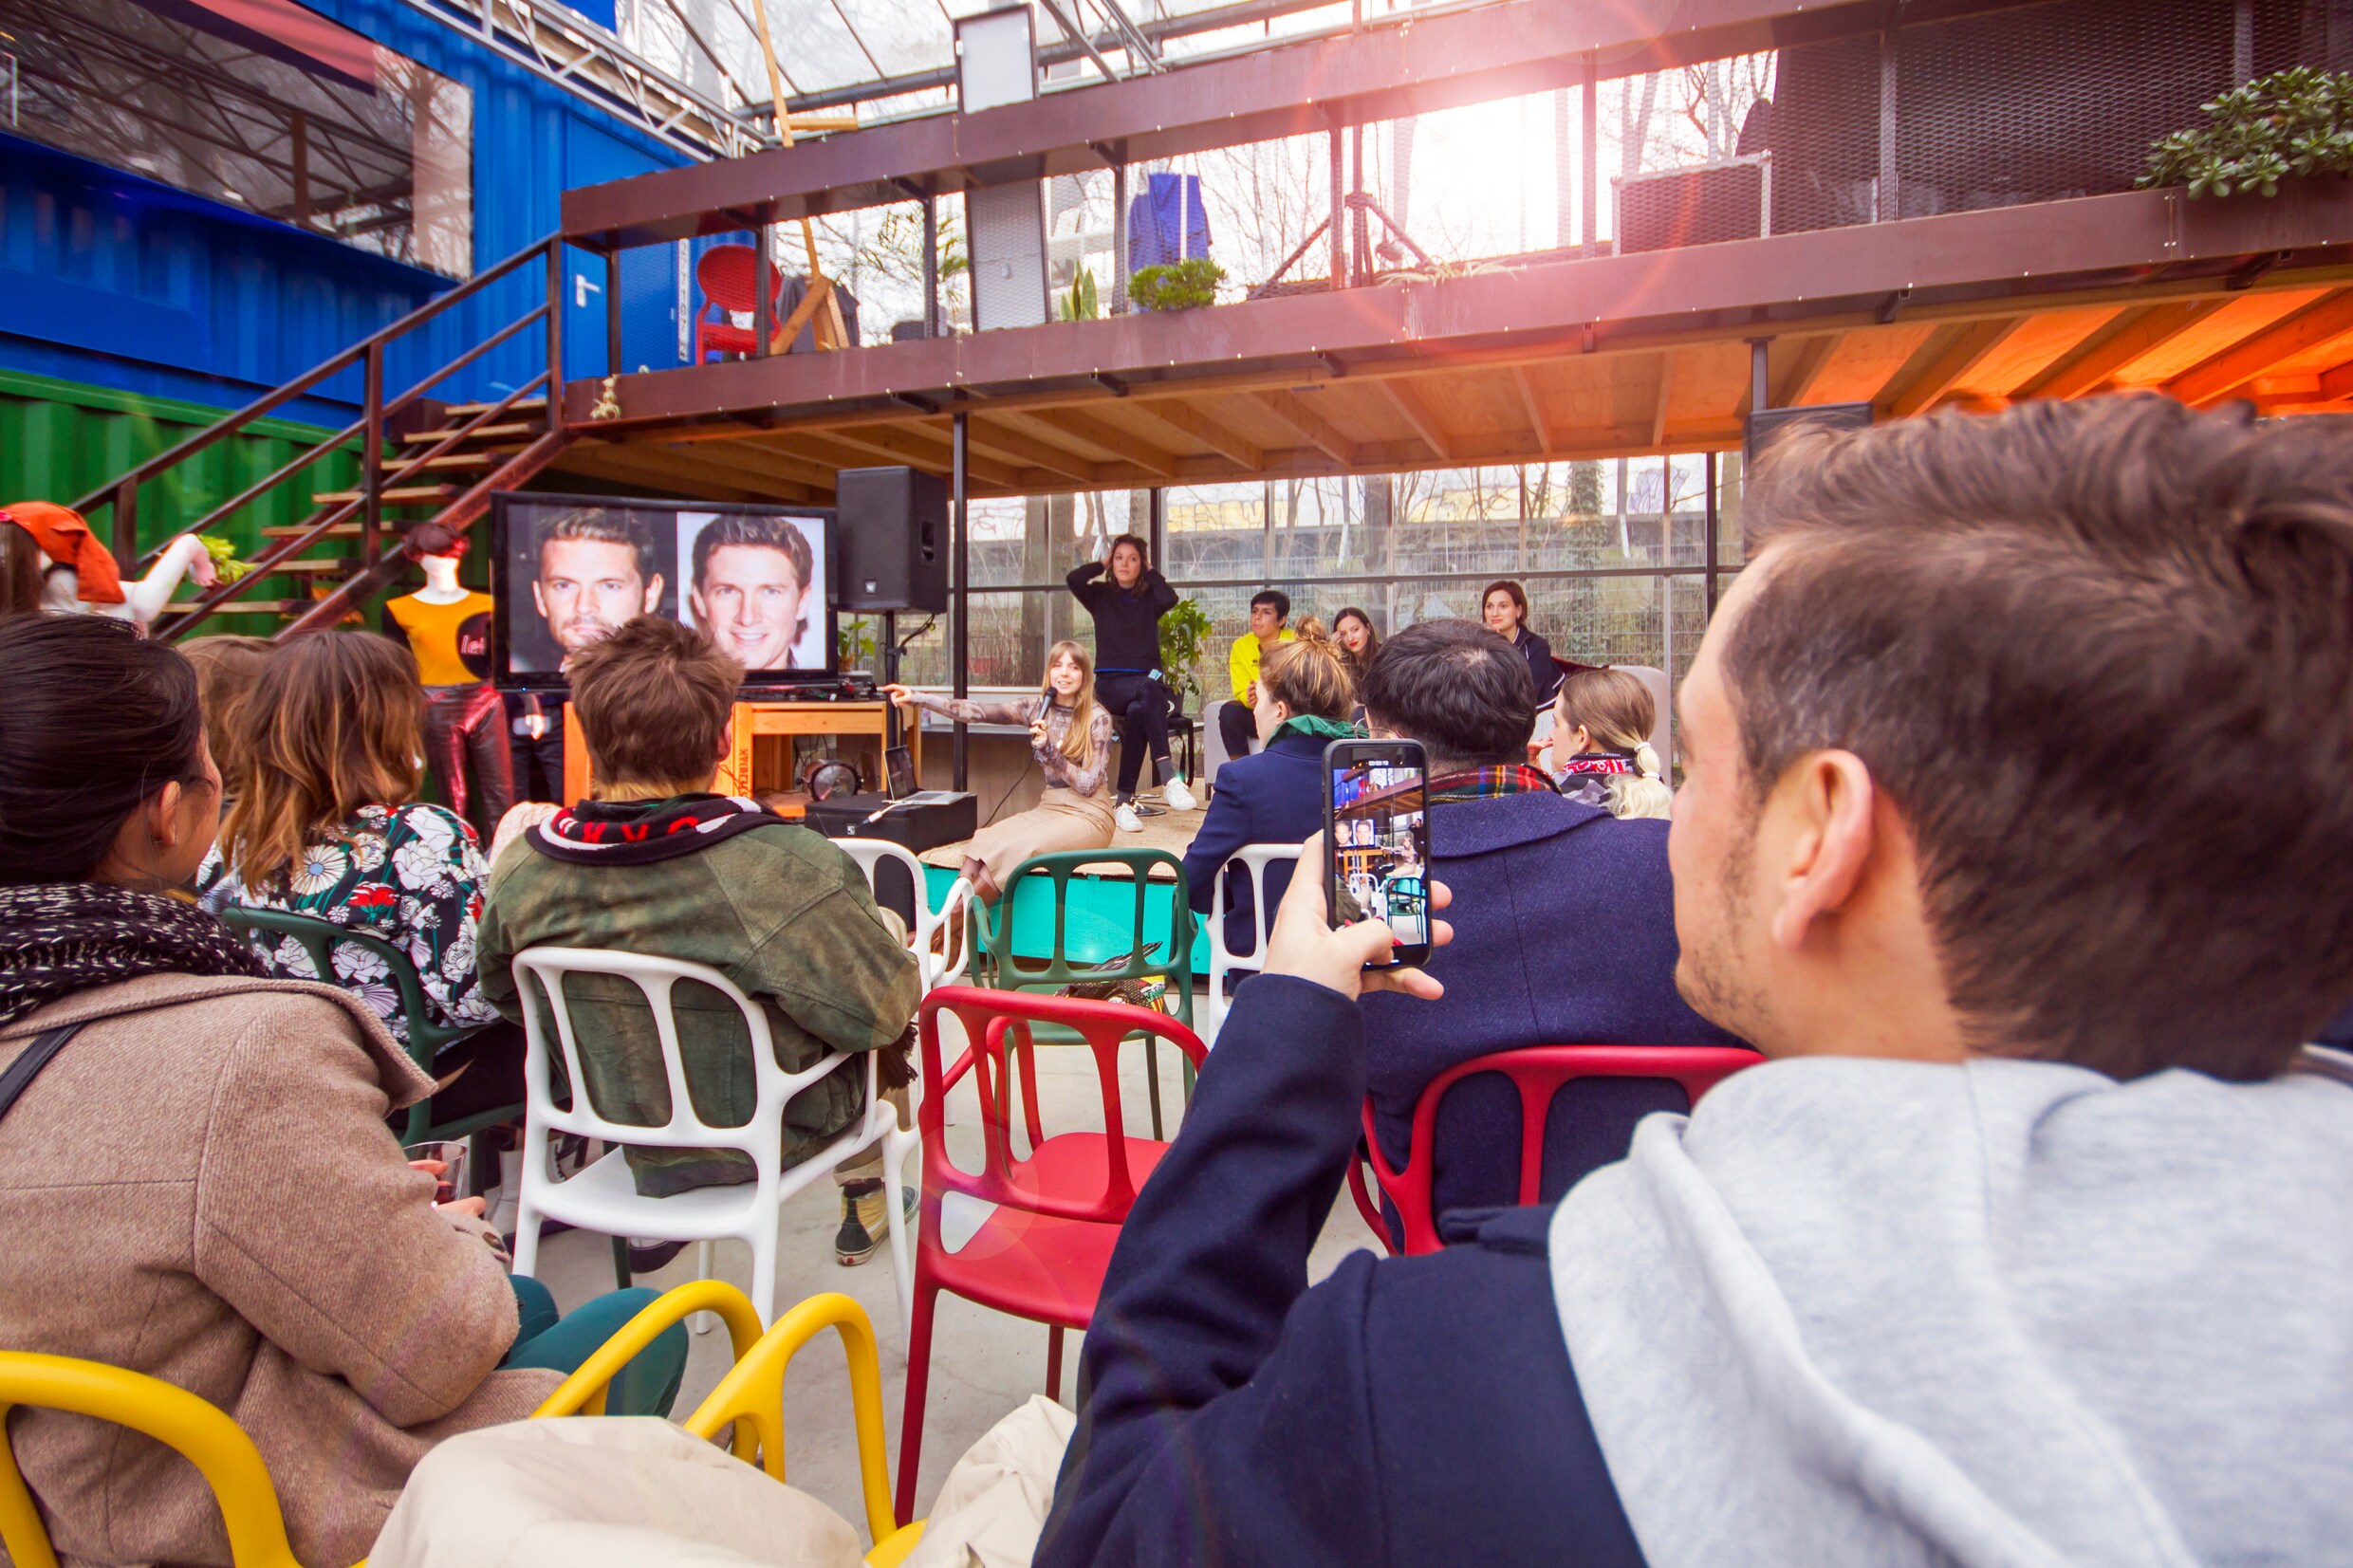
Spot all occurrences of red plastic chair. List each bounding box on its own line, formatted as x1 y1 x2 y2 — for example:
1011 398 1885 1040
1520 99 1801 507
899 986 1207 1522
694 243 781 361
1353 1044 1763 1255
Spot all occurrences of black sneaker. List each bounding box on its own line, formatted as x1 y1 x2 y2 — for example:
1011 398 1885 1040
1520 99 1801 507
836 1180 916 1266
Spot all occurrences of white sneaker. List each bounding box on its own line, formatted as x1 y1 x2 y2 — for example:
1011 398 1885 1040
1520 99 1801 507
1163 777 1197 812
1116 802 1144 833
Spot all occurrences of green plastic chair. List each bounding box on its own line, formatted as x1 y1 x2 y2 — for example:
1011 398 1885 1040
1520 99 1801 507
218 908 523 1183
966 848 1196 1139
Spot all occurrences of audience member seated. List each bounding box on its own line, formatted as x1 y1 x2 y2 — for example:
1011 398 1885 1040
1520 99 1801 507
0 616 686 1568
1482 578 1561 705
1333 605 1380 724
1183 618 1354 958
1549 665 1673 819
480 617 923 1268
1356 618 1738 1225
178 635 272 806
1215 589 1295 777
1041 398 2353 1567
200 631 525 1132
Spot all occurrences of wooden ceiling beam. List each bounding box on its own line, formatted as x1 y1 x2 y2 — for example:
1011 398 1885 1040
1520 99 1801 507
556 442 782 503
2010 301 2221 400
1770 334 1841 408
797 424 1024 489
1876 317 2022 419
1130 396 1266 471
1509 365 1556 456
1045 411 1180 477
1649 349 1677 448
2167 289 2353 407
671 439 838 489
964 417 1101 483
1248 389 1358 464
2320 358 2353 401
1380 378 1454 462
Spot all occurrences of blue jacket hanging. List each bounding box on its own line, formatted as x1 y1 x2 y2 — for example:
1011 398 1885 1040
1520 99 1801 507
1127 173 1213 278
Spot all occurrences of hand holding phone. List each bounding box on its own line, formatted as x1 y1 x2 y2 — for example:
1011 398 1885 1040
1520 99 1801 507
1263 830 1449 1002
1323 739 1435 969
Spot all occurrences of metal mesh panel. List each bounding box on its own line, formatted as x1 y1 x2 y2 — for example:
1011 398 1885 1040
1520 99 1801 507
1620 158 1769 253
1769 30 1882 235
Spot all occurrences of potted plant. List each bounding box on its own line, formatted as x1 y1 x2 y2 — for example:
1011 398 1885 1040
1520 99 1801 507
1158 597 1214 714
1128 258 1226 311
2140 66 2353 198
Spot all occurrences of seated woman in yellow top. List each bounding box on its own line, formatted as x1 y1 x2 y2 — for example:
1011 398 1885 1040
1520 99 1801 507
1217 588 1295 776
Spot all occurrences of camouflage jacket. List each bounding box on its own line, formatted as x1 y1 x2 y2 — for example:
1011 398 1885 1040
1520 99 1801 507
478 797 921 1196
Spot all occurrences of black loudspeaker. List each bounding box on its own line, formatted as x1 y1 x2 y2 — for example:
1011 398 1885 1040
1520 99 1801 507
1744 402 1873 469
837 466 948 613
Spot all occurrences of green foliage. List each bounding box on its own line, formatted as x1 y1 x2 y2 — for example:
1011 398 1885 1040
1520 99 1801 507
1158 597 1215 710
2140 67 2353 198
1566 461 1604 519
197 534 252 583
1056 267 1102 322
1128 258 1226 311
837 615 878 669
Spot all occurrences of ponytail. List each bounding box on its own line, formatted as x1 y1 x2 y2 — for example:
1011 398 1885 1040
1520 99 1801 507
1555 666 1673 821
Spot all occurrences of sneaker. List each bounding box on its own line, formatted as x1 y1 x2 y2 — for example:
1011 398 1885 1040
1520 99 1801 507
1115 802 1144 833
836 1181 917 1266
1163 776 1197 812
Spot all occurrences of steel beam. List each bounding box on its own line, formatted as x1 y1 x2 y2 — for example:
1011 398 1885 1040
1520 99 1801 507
562 0 2032 245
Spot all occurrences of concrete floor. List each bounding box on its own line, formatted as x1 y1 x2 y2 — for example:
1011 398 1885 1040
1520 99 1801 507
522 1014 1379 1549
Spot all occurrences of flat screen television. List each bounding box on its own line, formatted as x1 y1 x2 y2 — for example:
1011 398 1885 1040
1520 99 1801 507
491 492 836 688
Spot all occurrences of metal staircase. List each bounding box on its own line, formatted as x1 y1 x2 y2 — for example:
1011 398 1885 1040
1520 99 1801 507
70 236 576 642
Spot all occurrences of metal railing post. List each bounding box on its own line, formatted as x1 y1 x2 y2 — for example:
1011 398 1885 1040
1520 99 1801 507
546 240 566 433
754 224 773 353
112 476 138 567
605 247 622 374
952 410 970 791
921 202 940 337
361 341 384 565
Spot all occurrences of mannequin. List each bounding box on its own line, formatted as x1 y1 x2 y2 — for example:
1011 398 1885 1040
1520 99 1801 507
7 502 218 628
383 523 511 841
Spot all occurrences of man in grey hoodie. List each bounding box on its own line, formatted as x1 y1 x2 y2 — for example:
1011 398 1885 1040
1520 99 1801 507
1039 396 2353 1568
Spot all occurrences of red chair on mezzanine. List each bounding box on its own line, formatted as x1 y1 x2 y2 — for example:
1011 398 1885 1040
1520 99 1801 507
1349 1044 1764 1256
693 243 783 362
898 985 1206 1523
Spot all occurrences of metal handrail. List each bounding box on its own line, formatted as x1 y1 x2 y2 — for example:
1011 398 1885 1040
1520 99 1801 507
73 234 561 565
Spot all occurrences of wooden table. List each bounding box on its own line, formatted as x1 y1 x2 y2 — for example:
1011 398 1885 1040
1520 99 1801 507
563 698 917 802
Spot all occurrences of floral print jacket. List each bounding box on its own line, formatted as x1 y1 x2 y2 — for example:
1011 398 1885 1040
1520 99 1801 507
198 802 500 1046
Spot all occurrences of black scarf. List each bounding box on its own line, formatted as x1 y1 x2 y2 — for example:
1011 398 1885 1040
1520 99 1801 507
529 793 783 866
0 881 269 1028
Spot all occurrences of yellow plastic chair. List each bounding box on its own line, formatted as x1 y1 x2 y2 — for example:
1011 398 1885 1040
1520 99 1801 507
0 1280 764 1568
681 1291 927 1566
0 1352 304 1568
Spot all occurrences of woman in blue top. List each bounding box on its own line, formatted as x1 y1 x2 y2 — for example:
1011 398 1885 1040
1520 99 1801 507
1182 618 1357 957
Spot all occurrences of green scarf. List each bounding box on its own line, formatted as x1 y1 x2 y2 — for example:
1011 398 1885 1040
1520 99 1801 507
1274 714 1362 745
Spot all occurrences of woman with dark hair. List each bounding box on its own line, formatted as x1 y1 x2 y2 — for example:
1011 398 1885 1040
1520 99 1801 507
1333 606 1380 726
0 616 685 1568
201 631 522 1128
1065 532 1197 823
1481 579 1560 705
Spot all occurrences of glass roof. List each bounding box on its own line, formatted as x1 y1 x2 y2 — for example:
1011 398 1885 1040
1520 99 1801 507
615 0 1373 124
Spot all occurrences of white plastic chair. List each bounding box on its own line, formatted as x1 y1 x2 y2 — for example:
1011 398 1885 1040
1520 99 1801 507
1202 843 1304 1044
508 949 911 1331
828 838 973 993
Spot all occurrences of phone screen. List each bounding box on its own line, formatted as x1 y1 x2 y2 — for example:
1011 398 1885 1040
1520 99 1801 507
885 745 917 799
1324 739 1433 968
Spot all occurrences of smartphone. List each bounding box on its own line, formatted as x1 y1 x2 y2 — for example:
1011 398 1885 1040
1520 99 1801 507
1323 738 1433 969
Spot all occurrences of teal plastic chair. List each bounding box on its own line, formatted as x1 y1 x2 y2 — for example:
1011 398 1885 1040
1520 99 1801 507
218 908 522 1184
966 848 1195 1139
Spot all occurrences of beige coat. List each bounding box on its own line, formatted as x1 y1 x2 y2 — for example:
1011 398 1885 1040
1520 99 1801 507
0 973 561 1568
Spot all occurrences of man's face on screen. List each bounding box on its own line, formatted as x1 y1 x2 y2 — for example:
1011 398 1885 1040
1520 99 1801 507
692 543 807 671
531 538 659 655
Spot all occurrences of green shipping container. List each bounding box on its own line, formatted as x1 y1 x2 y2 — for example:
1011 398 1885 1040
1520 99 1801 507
0 368 370 636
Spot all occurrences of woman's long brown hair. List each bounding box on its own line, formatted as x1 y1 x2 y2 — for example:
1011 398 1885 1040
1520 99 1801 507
220 632 424 890
1039 639 1100 765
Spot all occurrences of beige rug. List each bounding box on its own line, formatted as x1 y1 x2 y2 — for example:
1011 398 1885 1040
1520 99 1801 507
919 798 1208 879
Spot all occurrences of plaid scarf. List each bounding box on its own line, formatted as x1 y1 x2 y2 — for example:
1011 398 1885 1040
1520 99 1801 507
1429 765 1560 803
0 880 269 1028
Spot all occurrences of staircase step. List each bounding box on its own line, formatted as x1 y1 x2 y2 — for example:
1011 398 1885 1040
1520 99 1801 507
164 600 302 618
311 485 455 505
386 452 492 473
261 557 360 574
402 421 536 444
443 397 547 416
262 523 365 540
